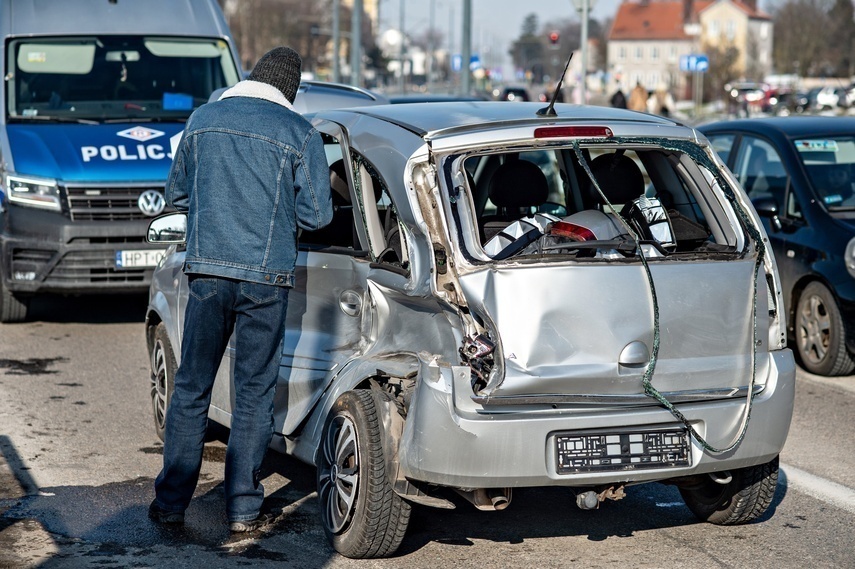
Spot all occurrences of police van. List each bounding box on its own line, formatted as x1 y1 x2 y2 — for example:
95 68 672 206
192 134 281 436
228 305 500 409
0 0 241 321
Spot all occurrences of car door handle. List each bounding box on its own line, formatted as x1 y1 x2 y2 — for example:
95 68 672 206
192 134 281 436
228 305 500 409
339 290 362 317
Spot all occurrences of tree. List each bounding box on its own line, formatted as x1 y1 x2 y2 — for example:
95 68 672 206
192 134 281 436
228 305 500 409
703 40 740 99
509 14 545 81
770 0 833 76
827 0 855 77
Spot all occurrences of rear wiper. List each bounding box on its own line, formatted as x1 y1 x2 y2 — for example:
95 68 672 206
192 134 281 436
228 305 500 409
8 115 100 125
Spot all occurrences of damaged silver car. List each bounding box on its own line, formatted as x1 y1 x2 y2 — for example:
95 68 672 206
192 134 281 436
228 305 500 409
144 101 795 558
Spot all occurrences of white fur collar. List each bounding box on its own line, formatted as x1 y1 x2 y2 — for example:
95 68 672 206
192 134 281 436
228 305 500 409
218 80 295 111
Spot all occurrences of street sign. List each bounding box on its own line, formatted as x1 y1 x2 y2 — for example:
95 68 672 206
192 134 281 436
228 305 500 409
451 54 481 73
680 54 709 73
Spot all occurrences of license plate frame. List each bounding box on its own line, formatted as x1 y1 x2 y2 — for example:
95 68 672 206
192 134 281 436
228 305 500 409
555 426 691 474
115 249 166 269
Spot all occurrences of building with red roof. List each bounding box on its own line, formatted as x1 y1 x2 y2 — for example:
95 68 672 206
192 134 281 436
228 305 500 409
607 0 773 101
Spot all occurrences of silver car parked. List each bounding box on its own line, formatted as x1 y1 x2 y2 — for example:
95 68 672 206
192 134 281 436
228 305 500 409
145 101 795 558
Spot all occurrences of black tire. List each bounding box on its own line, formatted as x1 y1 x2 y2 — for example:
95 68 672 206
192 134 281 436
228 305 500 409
0 279 29 323
679 456 779 525
795 281 855 376
150 323 176 442
317 390 411 559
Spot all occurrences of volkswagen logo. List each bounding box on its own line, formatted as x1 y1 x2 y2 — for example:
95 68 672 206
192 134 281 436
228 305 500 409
138 190 166 217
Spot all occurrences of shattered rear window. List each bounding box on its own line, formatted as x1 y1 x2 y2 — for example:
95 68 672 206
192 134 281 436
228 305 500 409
446 139 743 263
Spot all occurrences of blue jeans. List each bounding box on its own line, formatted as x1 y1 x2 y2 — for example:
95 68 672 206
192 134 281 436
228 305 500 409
154 276 289 522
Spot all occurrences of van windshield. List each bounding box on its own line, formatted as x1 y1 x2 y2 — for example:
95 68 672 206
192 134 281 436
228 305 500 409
6 36 240 122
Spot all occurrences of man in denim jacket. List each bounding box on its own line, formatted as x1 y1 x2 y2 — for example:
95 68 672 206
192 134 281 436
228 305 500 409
150 47 333 533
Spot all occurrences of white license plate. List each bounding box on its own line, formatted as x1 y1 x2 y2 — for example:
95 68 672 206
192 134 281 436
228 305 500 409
115 249 166 269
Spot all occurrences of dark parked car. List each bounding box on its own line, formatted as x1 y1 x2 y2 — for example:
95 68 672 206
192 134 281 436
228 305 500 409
700 117 855 375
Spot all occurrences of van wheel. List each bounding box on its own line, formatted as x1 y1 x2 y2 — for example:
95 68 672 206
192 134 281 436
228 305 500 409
679 456 779 525
150 323 176 442
317 390 411 559
795 282 855 376
0 280 29 323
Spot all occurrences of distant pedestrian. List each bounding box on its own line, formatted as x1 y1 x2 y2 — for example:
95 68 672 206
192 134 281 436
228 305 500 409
628 81 648 112
648 82 675 117
149 47 333 534
610 84 627 108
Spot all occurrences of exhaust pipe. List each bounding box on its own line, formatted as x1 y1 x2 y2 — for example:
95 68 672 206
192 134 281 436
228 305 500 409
455 488 513 511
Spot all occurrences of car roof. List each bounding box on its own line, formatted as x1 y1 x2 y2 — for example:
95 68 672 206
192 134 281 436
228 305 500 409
334 101 676 137
699 116 855 139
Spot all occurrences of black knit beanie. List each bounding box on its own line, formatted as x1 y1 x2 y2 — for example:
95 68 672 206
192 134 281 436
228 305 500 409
248 47 302 104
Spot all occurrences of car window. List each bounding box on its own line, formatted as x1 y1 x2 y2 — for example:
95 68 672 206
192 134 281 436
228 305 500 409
733 137 788 207
454 142 731 259
794 137 855 210
299 132 359 250
707 134 736 165
350 152 409 272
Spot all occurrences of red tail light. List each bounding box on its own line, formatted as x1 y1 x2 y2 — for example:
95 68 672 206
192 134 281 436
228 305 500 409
534 126 613 139
549 221 595 241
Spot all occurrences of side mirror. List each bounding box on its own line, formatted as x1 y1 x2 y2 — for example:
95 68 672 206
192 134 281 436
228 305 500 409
147 212 187 244
752 196 782 232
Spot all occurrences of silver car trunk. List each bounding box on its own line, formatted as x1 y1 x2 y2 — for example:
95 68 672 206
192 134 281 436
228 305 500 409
458 257 769 401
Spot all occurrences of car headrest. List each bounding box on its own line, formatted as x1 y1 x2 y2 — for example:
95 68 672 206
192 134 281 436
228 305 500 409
488 160 549 209
588 153 644 205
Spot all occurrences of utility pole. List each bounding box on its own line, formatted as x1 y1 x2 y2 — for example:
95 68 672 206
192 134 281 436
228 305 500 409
332 0 341 83
461 0 472 95
398 0 406 94
427 0 435 93
350 0 362 87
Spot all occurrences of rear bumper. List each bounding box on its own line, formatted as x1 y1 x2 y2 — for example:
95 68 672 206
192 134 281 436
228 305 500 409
398 349 795 489
1 205 161 295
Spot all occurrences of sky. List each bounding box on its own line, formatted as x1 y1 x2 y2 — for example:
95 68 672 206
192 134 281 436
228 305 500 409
376 0 622 75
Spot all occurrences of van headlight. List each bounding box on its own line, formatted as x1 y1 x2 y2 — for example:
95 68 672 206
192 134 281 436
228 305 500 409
846 237 855 278
5 174 61 211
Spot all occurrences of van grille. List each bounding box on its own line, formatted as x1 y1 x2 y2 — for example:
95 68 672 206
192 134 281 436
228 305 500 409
63 184 167 222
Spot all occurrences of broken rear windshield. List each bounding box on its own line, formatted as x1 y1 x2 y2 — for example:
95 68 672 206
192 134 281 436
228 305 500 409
447 140 744 263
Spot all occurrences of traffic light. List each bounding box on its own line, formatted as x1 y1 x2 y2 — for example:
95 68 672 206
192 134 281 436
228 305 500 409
549 31 560 46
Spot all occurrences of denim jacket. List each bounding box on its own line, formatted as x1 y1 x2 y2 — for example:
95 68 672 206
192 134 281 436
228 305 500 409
165 80 333 287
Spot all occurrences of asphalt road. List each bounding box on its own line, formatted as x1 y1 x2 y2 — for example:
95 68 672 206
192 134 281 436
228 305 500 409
1 294 854 568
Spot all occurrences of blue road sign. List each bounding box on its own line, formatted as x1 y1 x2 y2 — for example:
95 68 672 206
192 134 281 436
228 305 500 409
451 54 481 73
680 54 709 73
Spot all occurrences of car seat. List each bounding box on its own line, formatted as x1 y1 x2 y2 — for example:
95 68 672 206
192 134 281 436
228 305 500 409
480 159 549 241
586 152 645 207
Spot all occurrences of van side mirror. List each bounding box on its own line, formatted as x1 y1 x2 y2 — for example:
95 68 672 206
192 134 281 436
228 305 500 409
147 212 187 244
752 196 782 232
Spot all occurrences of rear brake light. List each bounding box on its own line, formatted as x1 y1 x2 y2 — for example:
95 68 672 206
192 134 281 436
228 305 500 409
549 221 595 241
534 126 614 139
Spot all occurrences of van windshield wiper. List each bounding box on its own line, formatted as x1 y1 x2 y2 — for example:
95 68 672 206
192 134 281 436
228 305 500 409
8 115 100 125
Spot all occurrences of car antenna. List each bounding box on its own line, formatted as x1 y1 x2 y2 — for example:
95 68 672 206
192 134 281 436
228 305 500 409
536 51 574 117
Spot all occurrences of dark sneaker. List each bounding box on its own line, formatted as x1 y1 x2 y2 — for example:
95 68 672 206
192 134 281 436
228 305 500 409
148 500 185 525
229 512 276 533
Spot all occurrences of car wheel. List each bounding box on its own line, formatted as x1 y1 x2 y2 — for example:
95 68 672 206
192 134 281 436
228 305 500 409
317 390 411 559
0 279 29 323
795 281 855 376
150 323 176 442
679 456 779 525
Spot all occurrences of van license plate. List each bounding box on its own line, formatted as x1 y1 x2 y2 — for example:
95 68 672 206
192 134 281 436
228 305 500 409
555 427 690 474
115 249 166 269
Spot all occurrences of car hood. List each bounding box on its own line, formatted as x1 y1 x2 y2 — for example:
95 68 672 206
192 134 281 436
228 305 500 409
6 123 185 182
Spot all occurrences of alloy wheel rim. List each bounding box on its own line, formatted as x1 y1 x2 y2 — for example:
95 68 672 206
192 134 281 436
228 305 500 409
151 340 168 429
318 415 359 534
798 293 830 365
